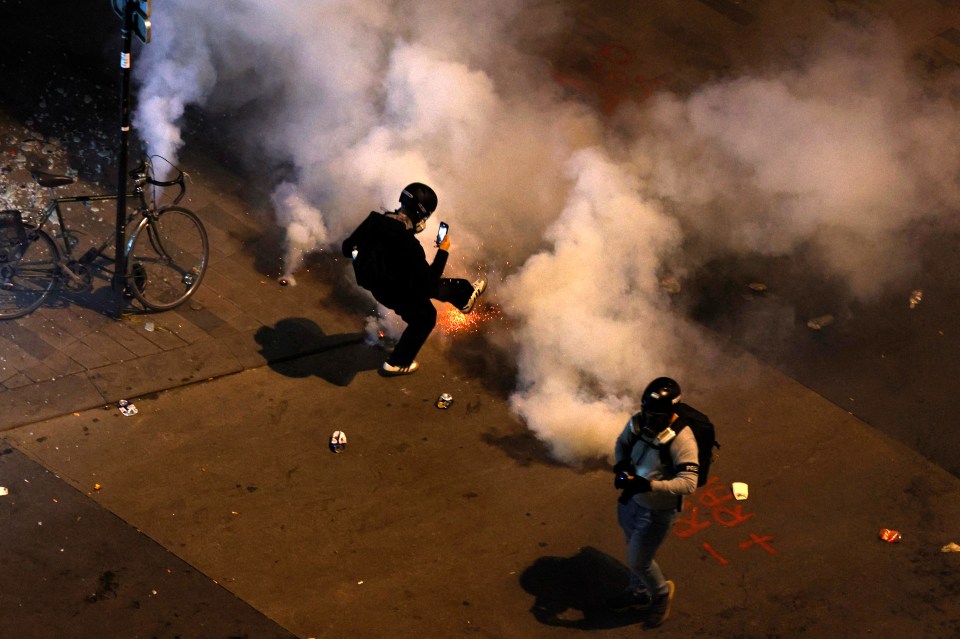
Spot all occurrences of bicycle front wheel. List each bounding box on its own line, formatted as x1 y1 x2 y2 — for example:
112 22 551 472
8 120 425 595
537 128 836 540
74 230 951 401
0 229 58 319
126 205 209 311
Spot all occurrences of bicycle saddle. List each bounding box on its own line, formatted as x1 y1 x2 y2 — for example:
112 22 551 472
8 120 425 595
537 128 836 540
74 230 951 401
30 170 75 188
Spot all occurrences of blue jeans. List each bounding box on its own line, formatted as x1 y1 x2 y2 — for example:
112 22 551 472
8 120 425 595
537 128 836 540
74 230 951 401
617 499 677 596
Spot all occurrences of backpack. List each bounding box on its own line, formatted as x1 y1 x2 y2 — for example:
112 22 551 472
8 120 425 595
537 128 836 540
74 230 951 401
351 242 389 290
348 212 400 291
655 402 720 487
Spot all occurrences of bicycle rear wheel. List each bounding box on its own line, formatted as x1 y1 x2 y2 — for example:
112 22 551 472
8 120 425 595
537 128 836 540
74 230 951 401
0 229 58 319
126 205 209 311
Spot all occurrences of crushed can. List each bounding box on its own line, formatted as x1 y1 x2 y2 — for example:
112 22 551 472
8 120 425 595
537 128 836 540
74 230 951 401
879 528 902 543
436 393 454 409
117 399 138 416
658 275 681 294
329 430 347 453
807 314 835 330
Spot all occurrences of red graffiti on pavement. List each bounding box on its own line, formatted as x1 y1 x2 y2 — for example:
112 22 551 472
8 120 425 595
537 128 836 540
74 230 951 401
551 42 665 113
674 476 778 565
674 504 713 538
674 476 755 537
702 542 730 565
739 533 778 555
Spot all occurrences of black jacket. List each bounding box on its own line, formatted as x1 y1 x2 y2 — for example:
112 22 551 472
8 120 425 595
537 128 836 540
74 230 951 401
341 212 448 298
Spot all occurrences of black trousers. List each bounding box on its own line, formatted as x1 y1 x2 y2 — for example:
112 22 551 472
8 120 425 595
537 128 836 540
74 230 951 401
375 278 475 366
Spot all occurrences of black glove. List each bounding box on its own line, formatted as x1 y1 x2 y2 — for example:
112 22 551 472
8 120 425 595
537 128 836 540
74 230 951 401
625 475 651 493
616 474 652 504
613 459 633 476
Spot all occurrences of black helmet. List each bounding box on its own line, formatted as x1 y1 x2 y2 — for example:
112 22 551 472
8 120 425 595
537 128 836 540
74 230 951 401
639 377 681 433
399 182 438 224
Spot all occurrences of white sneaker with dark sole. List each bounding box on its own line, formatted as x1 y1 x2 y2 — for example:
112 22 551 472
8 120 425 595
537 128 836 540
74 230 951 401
460 276 488 314
381 361 419 376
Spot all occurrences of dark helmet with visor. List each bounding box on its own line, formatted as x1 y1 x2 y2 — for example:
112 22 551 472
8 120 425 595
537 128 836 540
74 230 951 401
399 182 438 233
638 376 682 434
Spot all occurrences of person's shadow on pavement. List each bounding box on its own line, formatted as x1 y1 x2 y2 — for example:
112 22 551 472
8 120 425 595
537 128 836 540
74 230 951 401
519 546 646 629
254 317 384 386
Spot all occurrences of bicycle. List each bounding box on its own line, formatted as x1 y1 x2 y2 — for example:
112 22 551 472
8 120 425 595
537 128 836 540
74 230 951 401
0 156 209 319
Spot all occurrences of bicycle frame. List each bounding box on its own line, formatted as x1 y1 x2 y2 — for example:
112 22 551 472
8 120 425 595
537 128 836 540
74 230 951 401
0 157 204 319
40 192 135 263
35 159 186 268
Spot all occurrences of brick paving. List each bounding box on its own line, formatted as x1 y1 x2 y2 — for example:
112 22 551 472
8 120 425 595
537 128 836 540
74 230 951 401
0 133 364 430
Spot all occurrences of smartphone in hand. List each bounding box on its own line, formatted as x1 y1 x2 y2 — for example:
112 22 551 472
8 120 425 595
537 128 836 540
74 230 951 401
436 221 449 246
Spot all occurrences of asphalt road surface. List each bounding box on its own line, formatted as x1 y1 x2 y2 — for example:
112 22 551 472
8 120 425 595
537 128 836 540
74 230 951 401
1 1 960 638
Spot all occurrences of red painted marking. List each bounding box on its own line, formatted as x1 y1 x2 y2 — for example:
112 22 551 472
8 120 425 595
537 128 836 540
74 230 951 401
696 476 734 508
702 542 730 565
551 42 665 113
635 75 664 102
694 477 756 528
711 503 756 528
599 43 632 65
673 504 712 538
549 70 588 92
739 533 778 555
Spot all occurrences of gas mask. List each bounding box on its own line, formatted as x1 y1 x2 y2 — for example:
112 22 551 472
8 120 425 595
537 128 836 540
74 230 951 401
636 411 676 445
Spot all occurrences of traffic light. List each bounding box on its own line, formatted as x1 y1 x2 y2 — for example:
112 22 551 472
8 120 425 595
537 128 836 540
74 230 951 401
111 0 152 43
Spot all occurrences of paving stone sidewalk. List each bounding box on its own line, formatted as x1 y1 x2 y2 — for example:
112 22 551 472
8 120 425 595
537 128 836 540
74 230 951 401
0 141 367 431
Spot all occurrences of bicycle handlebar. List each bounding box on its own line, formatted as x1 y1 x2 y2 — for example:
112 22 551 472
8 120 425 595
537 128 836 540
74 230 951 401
130 158 186 205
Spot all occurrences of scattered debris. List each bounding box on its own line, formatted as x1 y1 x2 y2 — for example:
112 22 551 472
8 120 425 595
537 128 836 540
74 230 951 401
93 483 102 491
941 542 960 553
731 482 748 501
436 393 454 409
909 289 923 309
0 487 8 496
879 528 902 543
117 399 138 416
659 275 681 294
807 314 834 330
747 282 767 293
144 321 155 332
329 430 347 453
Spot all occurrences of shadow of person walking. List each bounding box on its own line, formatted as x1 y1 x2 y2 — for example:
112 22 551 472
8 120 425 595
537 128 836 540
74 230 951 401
519 546 645 629
254 317 384 386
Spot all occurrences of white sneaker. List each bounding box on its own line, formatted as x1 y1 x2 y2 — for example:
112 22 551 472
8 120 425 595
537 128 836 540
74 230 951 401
381 360 419 376
460 276 488 314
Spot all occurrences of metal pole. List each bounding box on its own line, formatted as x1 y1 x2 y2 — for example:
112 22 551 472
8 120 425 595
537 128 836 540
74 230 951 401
115 0 133 318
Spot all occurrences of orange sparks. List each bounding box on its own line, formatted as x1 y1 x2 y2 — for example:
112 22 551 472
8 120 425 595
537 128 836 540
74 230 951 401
437 304 501 335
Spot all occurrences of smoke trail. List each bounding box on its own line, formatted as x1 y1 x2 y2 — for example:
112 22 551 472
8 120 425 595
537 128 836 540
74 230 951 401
134 5 960 463
270 182 328 281
626 24 960 298
500 147 693 460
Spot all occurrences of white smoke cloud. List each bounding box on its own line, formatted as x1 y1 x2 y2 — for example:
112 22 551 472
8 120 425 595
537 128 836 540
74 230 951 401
132 6 218 172
270 182 328 280
626 25 960 297
501 148 691 460
134 4 960 463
